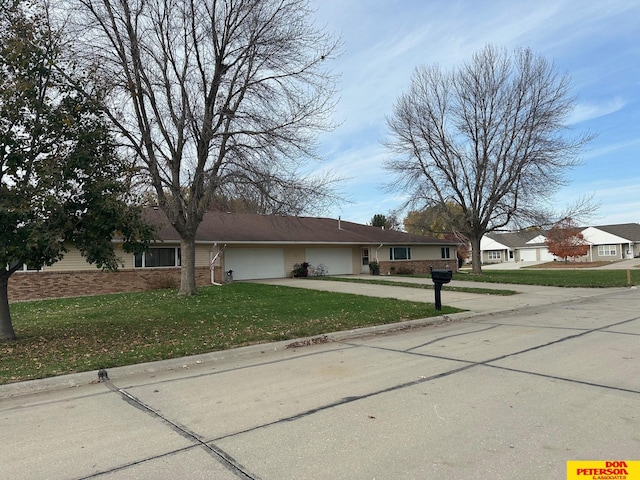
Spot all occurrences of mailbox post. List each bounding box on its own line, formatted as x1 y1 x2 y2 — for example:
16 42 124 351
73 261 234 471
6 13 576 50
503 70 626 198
430 269 452 311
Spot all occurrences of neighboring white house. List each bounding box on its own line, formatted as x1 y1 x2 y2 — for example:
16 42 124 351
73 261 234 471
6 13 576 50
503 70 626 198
518 234 557 262
479 223 640 264
580 224 640 261
480 230 555 264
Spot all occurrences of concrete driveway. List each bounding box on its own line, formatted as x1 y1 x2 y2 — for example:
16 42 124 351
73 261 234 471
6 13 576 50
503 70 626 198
1 280 639 479
592 258 640 269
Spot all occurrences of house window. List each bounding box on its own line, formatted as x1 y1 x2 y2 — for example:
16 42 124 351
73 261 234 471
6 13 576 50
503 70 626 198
135 247 181 268
390 247 411 261
441 247 451 259
598 245 617 257
11 262 40 272
488 251 501 260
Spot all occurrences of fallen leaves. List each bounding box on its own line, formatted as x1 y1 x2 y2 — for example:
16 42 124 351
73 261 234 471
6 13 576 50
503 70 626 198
284 335 332 349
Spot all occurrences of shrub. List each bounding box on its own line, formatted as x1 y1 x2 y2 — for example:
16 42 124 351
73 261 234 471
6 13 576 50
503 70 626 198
395 266 414 275
292 262 310 277
369 261 380 275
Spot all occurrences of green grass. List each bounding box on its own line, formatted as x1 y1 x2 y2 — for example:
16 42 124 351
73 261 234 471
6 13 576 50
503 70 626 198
453 269 640 287
1 283 461 384
306 275 518 295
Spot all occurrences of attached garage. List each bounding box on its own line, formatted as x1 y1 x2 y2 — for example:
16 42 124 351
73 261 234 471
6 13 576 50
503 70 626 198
519 249 537 262
305 247 353 275
224 248 285 280
519 247 554 262
539 248 555 261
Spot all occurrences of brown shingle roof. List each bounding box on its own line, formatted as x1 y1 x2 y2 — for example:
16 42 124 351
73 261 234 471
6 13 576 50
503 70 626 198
144 208 454 245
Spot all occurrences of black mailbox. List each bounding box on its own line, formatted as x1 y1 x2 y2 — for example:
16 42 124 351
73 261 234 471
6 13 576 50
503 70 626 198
430 269 452 310
431 269 452 284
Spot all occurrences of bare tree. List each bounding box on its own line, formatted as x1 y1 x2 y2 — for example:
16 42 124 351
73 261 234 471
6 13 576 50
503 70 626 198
69 0 340 294
385 45 595 273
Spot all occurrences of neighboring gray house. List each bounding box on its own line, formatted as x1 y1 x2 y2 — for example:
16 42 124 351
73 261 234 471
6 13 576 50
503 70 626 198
580 223 640 260
479 222 640 264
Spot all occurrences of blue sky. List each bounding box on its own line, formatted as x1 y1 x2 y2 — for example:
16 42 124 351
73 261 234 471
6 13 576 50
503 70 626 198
308 0 640 227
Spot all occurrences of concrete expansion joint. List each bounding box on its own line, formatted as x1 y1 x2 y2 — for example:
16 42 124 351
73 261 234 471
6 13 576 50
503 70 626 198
97 372 260 480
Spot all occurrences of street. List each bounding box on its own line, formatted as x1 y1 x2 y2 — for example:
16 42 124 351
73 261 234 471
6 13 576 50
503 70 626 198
1 283 638 479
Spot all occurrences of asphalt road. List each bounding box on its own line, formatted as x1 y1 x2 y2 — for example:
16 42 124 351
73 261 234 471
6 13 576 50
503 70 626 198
1 282 638 479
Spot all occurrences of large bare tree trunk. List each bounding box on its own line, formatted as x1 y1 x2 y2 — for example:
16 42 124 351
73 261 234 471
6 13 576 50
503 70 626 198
179 237 197 296
470 237 483 274
0 272 16 340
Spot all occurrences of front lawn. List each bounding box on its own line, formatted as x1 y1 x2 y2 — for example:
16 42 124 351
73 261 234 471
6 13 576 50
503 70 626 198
1 283 460 384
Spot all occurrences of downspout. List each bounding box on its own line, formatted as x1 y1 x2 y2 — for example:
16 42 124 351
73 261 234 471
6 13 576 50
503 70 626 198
375 243 384 262
211 243 217 285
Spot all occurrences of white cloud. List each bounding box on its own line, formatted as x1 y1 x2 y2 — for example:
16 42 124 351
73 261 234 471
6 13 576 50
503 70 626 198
569 97 628 124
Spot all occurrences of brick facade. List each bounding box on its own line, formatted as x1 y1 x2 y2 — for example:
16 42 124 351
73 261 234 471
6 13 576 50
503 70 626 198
8 267 217 302
8 261 457 302
377 259 457 276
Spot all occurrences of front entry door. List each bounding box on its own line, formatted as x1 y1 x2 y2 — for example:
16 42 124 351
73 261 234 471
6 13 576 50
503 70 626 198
361 248 370 273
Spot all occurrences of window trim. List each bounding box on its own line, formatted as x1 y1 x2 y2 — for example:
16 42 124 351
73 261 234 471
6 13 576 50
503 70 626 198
389 246 412 261
488 251 501 260
441 247 451 259
135 247 181 268
597 245 617 257
8 261 40 272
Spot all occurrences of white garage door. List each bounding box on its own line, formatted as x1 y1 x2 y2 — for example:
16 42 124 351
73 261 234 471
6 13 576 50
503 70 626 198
224 248 285 280
519 249 537 261
539 248 555 261
305 247 353 275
